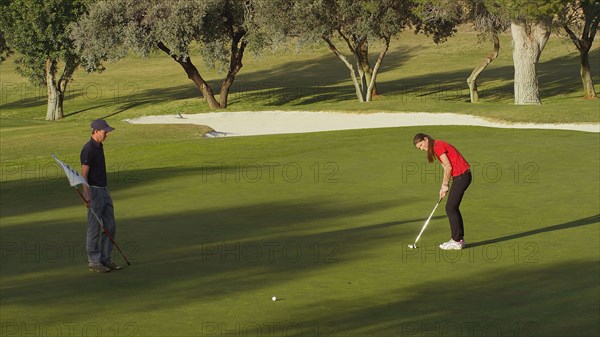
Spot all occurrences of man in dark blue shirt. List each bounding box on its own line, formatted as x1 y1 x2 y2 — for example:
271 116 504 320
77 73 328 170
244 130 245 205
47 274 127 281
81 119 121 272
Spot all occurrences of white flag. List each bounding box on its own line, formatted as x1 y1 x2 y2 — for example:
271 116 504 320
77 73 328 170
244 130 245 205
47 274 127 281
52 153 89 187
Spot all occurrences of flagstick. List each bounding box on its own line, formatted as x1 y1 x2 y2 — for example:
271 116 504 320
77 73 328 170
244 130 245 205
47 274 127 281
75 188 131 266
52 154 131 266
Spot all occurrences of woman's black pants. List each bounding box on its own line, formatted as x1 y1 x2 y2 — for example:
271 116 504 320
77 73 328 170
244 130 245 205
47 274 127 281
446 170 472 241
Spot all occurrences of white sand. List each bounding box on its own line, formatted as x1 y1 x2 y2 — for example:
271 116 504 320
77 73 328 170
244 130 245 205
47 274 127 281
126 111 599 137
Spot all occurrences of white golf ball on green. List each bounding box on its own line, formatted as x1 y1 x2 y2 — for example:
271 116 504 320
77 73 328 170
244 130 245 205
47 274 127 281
272 296 277 301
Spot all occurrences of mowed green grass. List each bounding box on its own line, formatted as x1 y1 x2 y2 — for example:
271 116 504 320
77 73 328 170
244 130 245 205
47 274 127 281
1 119 598 336
1 30 599 336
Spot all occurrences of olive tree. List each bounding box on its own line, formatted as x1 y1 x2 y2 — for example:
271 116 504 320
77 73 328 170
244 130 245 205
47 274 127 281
72 0 252 109
465 1 509 103
558 0 599 98
1 0 88 120
254 0 457 103
0 31 11 63
415 0 504 103
486 0 564 105
0 0 8 62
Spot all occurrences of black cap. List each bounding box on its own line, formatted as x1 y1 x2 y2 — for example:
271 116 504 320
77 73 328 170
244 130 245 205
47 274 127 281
91 119 115 132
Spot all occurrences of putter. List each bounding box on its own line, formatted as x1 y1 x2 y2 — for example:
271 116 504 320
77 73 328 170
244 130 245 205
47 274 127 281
408 197 443 249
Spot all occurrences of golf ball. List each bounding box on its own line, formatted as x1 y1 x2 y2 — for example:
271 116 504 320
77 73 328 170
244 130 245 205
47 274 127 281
272 296 277 301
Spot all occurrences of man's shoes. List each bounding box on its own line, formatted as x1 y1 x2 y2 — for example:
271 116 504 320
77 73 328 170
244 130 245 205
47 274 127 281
103 261 123 271
439 239 465 250
89 263 111 273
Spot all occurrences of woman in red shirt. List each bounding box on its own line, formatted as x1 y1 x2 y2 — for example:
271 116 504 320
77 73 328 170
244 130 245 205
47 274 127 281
413 133 472 250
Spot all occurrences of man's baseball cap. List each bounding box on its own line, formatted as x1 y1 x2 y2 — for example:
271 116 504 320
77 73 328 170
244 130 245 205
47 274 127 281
91 119 115 132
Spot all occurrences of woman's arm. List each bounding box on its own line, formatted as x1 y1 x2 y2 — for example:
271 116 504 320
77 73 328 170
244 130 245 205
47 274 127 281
438 153 452 199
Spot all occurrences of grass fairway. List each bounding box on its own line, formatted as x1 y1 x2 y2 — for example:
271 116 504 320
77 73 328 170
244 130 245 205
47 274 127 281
1 119 599 337
1 30 599 337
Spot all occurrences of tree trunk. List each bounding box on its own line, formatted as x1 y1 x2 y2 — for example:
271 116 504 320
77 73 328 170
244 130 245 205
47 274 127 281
358 38 378 97
580 49 597 99
46 84 62 121
157 42 221 109
511 19 551 105
563 17 598 99
355 39 367 98
366 37 389 102
467 34 500 103
339 32 377 101
45 59 63 121
55 57 78 119
323 36 365 102
220 31 247 109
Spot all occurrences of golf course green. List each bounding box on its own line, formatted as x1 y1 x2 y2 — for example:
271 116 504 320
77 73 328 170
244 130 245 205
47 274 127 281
1 31 599 336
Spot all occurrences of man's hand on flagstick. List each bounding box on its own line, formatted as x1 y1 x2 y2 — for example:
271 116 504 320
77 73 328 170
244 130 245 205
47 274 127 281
83 189 91 208
54 154 132 266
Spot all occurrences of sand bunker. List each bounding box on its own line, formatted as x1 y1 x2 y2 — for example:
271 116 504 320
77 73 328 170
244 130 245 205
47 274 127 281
126 111 599 137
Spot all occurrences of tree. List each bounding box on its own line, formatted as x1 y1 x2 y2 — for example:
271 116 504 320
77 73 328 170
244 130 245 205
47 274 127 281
486 0 564 105
0 31 12 63
559 0 599 99
255 0 457 103
0 0 13 63
1 0 87 120
464 1 509 103
417 0 505 103
71 0 251 109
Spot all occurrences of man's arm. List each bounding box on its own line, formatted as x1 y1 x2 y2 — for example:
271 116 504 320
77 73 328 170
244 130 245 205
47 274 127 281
81 164 91 205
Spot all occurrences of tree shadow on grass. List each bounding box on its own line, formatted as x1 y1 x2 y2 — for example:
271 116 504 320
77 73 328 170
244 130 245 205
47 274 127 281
230 48 599 107
236 48 414 87
0 86 49 111
0 165 210 218
1 189 414 270
0 196 418 298
3 153 395 218
286 260 599 336
63 104 111 118
2 46 598 117
0 76 206 114
92 84 206 119
226 48 415 107
118 46 598 109
1 196 598 336
338 215 446 235
378 50 599 104
468 214 600 248
4 220 596 335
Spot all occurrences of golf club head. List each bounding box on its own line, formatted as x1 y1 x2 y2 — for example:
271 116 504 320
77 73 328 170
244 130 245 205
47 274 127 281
408 244 416 249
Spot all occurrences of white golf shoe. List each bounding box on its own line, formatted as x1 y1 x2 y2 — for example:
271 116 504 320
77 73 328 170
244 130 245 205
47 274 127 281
439 239 465 250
